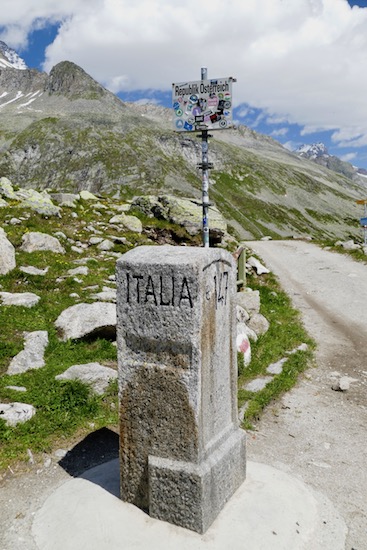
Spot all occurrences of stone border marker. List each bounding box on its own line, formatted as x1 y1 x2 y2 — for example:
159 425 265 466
116 245 246 534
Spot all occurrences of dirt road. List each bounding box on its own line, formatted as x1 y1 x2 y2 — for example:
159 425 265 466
245 240 367 550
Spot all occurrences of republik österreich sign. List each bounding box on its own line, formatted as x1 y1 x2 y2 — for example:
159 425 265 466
172 77 233 132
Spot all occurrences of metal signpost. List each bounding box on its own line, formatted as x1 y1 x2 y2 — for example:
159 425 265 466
172 70 235 247
356 199 367 244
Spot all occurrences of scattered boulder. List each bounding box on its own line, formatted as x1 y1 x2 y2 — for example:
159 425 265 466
97 239 115 251
335 239 360 251
236 305 250 324
19 266 49 276
20 231 66 254
236 289 261 315
109 213 143 233
247 313 270 336
236 327 251 366
67 266 89 277
56 363 117 395
7 331 49 375
247 256 270 275
331 376 358 392
15 189 61 217
132 195 227 237
0 177 17 199
0 292 40 308
243 377 273 393
90 288 117 302
266 358 287 375
55 302 116 341
50 193 79 207
237 321 257 342
0 402 36 426
80 190 99 201
0 228 16 275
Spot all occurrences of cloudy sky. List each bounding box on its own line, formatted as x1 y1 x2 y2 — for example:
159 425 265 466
1 0 367 167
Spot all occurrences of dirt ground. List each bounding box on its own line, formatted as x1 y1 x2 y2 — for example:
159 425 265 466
1 240 366 549
245 240 367 550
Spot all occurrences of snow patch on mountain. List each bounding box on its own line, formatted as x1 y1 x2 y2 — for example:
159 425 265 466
294 142 329 159
0 41 27 70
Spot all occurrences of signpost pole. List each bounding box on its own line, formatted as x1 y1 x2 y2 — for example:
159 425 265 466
201 67 210 248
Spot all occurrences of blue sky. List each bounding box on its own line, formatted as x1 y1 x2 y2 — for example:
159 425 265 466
2 0 367 168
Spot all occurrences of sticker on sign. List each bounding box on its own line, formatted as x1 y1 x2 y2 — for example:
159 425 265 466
172 77 234 132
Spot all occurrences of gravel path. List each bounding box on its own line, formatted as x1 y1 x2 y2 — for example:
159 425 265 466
245 240 367 550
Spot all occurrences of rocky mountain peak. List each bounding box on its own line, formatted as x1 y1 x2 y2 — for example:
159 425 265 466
0 40 27 70
46 61 107 100
294 142 329 160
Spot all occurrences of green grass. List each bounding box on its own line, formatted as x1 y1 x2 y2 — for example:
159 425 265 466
0 197 202 470
238 270 315 429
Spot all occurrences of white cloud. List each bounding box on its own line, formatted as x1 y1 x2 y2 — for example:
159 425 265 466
340 152 357 162
270 127 289 137
1 0 367 146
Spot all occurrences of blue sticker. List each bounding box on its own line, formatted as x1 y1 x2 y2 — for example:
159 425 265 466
176 119 184 129
173 101 180 110
176 108 183 116
184 121 193 131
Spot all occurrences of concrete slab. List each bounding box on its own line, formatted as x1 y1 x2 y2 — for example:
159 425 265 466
32 460 347 550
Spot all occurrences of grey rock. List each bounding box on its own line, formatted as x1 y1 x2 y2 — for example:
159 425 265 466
91 288 117 302
56 363 117 395
132 195 227 238
247 256 270 275
89 236 103 245
236 304 250 323
97 239 115 251
267 358 287 375
54 231 67 240
244 377 273 392
19 265 49 276
0 291 40 307
247 313 270 336
108 213 143 233
71 245 84 254
15 188 61 217
5 386 27 392
331 376 358 392
338 240 360 251
79 190 98 201
7 331 48 374
20 231 65 254
67 266 89 277
50 193 79 207
0 176 17 199
236 328 252 365
0 198 8 207
0 228 16 274
287 343 308 354
237 321 257 342
0 402 36 426
55 302 116 341
236 289 260 315
9 217 22 225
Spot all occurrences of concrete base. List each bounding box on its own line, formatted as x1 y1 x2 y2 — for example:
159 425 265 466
149 429 246 533
32 460 347 550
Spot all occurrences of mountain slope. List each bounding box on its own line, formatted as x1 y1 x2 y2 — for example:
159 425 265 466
0 49 364 241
